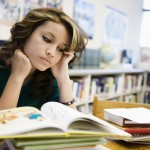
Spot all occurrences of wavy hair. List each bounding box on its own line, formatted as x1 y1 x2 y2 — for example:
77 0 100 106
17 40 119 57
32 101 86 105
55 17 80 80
0 8 88 99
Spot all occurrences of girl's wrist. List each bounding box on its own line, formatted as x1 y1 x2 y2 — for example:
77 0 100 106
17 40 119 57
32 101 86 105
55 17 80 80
10 74 25 83
56 76 71 86
61 99 76 106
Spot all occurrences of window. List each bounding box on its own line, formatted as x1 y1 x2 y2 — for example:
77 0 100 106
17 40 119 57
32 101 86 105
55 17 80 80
140 0 150 47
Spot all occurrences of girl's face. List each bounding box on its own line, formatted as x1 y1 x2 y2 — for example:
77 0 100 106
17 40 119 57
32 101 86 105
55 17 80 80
23 20 70 71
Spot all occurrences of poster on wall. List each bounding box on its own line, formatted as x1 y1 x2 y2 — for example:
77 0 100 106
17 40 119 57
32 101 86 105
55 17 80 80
104 6 128 44
22 0 63 17
0 0 63 40
22 0 46 17
47 0 63 10
73 0 95 39
0 0 20 25
100 5 128 68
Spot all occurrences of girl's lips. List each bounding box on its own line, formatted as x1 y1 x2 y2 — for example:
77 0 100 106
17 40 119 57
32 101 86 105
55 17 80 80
40 57 50 65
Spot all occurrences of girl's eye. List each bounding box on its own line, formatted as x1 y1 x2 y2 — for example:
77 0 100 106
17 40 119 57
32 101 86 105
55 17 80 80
42 36 51 43
57 47 65 53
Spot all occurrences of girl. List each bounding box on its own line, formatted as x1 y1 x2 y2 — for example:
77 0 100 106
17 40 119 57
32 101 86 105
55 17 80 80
0 8 87 110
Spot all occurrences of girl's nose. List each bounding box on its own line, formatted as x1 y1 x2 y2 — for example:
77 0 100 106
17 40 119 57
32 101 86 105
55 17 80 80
46 47 56 56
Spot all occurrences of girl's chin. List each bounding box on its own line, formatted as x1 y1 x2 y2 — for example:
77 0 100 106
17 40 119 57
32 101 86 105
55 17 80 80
33 64 53 71
37 67 49 71
33 65 49 71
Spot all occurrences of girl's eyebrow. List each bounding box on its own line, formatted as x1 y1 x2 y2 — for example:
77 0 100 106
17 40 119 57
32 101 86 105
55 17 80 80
47 31 68 47
47 32 55 39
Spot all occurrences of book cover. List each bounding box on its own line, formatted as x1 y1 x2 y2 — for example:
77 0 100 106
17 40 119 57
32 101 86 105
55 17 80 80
4 138 109 150
11 137 106 147
104 107 150 127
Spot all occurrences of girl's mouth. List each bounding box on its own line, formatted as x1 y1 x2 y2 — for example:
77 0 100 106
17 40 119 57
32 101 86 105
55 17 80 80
40 57 50 65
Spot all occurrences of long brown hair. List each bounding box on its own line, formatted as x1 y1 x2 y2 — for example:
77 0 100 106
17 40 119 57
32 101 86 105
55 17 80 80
0 8 87 99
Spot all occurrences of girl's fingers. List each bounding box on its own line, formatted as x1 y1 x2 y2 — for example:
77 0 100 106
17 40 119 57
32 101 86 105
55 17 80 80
63 51 75 58
61 51 75 63
64 51 75 55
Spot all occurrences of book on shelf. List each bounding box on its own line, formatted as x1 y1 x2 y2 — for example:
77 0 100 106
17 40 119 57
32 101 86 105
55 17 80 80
116 75 124 95
124 74 143 93
104 107 150 127
71 77 89 100
0 102 131 139
90 76 116 99
123 94 137 103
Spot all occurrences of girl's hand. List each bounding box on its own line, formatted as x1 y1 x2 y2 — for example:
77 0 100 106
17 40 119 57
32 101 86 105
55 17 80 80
51 51 75 107
10 49 32 81
51 51 75 81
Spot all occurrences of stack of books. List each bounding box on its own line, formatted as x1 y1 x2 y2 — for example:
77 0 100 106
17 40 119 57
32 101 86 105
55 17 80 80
104 107 150 144
0 102 132 150
1 137 109 150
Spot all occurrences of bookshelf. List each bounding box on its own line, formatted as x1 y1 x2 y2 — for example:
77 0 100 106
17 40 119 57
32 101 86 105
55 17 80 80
69 68 147 114
143 71 150 103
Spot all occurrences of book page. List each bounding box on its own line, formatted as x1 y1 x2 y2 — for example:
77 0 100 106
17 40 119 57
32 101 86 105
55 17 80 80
0 107 62 136
41 102 86 131
41 102 131 137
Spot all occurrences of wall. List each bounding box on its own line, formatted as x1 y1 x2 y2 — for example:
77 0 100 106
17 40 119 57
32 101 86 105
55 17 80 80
0 24 11 40
63 0 143 66
0 0 143 66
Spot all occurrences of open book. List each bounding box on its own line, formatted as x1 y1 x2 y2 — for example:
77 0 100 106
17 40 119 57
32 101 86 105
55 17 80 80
0 102 131 139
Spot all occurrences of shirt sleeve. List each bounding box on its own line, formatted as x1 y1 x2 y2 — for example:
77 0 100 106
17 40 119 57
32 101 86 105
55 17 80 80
0 69 10 96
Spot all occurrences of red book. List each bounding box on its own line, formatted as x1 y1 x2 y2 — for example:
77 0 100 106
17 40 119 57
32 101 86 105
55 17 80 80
124 128 150 134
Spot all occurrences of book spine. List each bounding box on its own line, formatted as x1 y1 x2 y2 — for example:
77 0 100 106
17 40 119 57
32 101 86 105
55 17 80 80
124 128 150 134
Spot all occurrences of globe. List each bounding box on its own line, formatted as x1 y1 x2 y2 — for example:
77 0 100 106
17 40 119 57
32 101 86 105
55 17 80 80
100 44 116 63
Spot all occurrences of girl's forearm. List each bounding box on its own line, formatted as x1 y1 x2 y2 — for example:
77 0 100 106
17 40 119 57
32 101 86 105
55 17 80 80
0 74 24 110
57 77 76 109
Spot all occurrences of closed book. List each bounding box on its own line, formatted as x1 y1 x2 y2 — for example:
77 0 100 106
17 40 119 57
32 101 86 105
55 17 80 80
124 127 150 134
3 138 107 150
104 107 150 127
